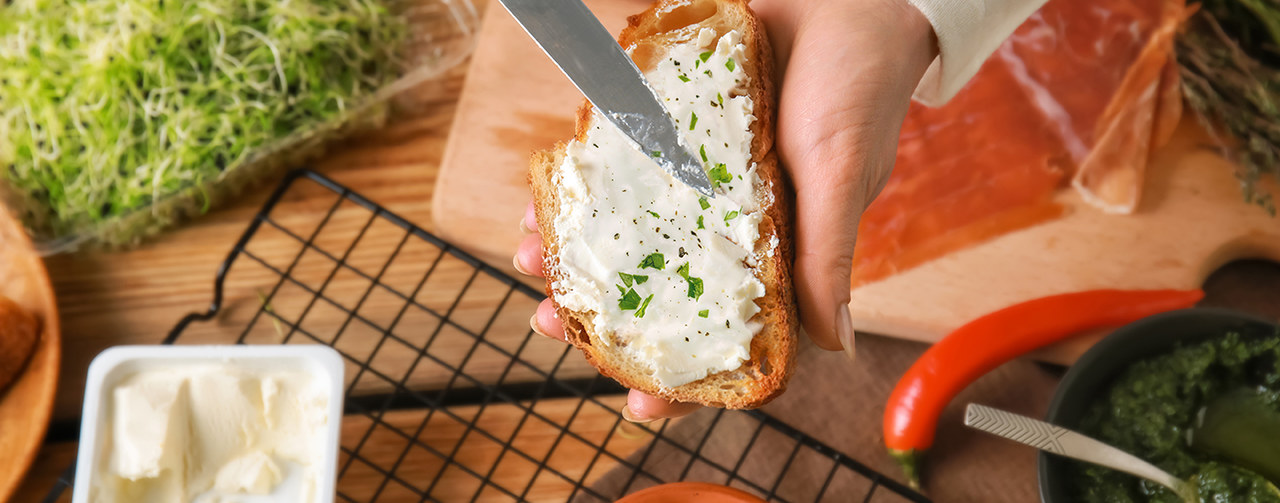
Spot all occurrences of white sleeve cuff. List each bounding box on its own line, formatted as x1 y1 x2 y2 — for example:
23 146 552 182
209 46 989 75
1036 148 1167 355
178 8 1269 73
905 0 1049 106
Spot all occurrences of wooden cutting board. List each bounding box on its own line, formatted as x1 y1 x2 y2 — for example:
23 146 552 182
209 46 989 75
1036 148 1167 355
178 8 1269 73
433 0 1280 364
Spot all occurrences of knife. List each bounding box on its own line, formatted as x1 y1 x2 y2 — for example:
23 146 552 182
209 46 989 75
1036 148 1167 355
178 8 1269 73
498 0 715 197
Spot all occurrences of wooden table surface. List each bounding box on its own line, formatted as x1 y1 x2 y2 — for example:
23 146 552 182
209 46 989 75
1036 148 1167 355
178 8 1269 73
11 11 1280 502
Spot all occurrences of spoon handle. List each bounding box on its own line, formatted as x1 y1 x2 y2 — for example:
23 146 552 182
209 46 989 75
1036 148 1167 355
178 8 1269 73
963 404 1190 497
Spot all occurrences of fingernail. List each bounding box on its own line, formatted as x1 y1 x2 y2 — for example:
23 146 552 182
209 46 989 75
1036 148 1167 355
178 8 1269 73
519 217 531 234
529 313 546 337
512 254 531 276
837 304 856 362
621 405 653 424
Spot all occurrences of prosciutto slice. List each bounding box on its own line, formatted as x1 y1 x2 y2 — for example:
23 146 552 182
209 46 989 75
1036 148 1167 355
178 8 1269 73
851 0 1188 287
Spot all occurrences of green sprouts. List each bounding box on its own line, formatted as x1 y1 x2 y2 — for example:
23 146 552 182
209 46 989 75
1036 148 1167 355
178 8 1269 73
0 0 407 243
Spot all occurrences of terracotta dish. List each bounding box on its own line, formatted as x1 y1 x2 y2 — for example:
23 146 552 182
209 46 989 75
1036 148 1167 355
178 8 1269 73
614 482 767 503
0 203 60 501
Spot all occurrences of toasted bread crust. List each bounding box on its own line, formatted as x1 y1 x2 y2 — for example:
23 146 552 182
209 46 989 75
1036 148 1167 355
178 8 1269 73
529 0 795 409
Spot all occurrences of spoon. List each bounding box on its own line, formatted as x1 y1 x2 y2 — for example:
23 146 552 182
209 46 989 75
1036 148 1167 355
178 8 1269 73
962 403 1198 502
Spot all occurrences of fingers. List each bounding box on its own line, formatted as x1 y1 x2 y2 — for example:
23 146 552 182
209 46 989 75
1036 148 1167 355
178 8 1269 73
530 298 566 342
520 201 538 233
622 389 701 423
515 202 544 277
513 233 544 278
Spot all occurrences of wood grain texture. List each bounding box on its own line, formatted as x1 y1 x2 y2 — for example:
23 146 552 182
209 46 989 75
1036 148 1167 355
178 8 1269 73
430 0 1280 365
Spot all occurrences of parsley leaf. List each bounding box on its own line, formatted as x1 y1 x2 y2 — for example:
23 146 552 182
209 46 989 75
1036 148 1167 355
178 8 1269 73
676 263 704 299
635 294 655 318
725 58 736 71
708 164 732 187
618 272 634 287
678 74 690 83
618 289 642 311
699 144 708 163
632 274 649 284
689 111 698 131
699 51 712 62
698 197 710 210
698 309 710 318
686 277 704 300
724 210 739 225
647 210 660 218
717 92 724 106
638 253 665 270
650 150 662 157
696 215 704 229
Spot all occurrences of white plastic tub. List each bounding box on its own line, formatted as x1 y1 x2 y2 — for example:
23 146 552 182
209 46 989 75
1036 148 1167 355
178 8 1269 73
72 345 345 503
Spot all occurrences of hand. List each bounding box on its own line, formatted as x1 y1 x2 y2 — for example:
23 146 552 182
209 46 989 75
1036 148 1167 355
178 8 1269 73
514 0 938 421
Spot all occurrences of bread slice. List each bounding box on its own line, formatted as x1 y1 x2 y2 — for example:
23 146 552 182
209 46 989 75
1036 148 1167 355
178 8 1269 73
529 0 796 409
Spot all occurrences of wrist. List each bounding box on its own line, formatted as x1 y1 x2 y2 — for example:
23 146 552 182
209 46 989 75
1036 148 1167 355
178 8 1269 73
884 0 940 86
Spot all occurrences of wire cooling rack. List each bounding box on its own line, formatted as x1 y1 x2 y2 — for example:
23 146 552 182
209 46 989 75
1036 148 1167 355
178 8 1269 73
43 169 931 503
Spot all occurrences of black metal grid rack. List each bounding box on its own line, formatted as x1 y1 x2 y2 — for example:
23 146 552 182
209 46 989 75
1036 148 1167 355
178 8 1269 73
44 169 931 503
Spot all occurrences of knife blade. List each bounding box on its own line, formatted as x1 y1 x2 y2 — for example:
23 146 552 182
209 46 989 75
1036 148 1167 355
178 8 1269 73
499 0 715 197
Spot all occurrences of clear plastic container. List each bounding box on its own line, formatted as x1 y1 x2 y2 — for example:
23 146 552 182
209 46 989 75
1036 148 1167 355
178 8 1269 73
0 0 480 255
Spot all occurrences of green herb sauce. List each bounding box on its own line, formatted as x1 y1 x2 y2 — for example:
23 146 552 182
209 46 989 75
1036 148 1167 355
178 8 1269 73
1072 332 1280 502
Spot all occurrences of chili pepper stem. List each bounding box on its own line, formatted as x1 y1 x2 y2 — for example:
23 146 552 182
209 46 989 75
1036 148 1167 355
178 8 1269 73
889 448 924 490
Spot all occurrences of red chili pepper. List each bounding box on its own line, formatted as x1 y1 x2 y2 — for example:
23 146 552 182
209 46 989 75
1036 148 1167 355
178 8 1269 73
882 288 1205 488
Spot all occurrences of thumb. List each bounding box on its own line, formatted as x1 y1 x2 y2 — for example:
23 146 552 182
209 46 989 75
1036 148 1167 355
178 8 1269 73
777 49 917 358
788 122 894 359
774 0 937 359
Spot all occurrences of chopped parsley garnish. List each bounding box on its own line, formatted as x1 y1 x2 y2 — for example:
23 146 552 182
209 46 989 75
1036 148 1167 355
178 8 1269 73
635 294 655 318
686 277 704 300
678 74 690 83
651 150 662 157
639 252 665 270
698 197 711 210
725 58 736 71
618 289 642 311
704 69 712 77
696 215 705 229
699 144 708 163
724 210 739 224
699 51 712 62
698 309 710 318
618 272 648 287
647 210 660 218
676 262 705 300
708 163 732 187
717 92 724 106
689 111 698 131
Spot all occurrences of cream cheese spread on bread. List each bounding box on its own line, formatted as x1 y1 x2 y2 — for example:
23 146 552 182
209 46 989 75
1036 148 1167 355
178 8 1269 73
550 28 770 388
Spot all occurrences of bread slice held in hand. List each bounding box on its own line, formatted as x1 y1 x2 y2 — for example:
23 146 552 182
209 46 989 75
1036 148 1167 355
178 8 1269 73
529 0 796 409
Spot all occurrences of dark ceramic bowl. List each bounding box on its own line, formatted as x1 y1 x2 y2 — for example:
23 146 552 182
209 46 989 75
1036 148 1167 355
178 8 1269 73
1037 308 1279 503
